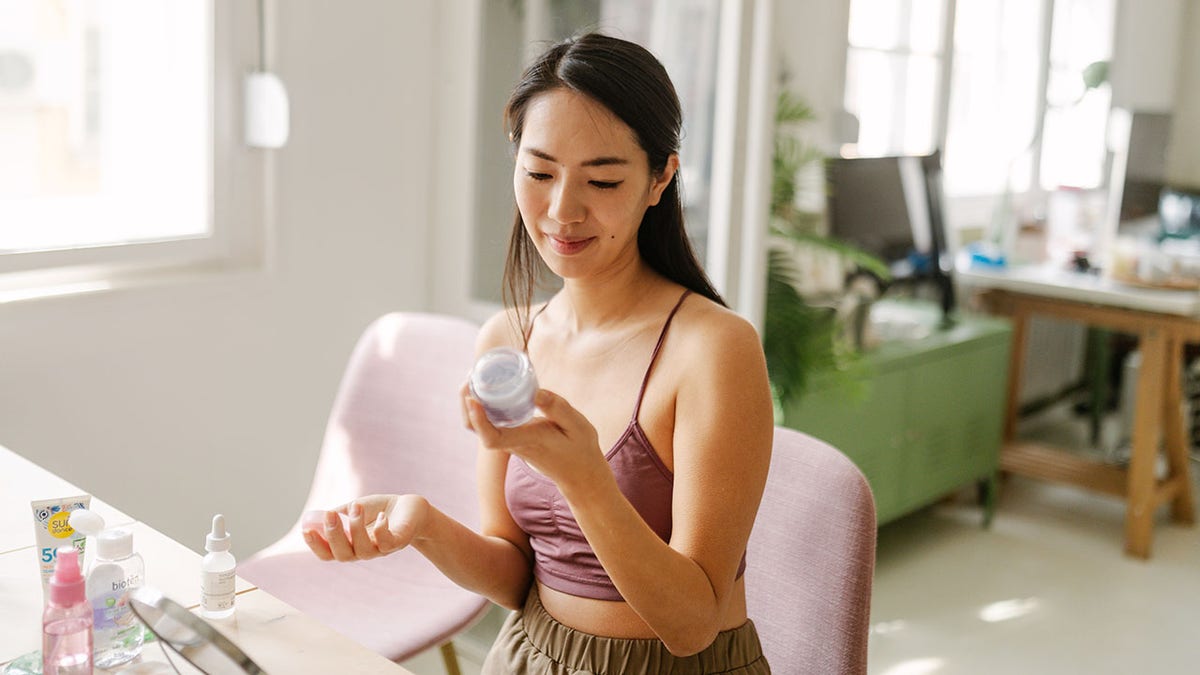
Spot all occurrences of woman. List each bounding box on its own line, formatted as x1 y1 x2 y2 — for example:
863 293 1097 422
304 33 774 673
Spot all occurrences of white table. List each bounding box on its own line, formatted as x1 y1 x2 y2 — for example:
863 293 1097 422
958 264 1197 558
1 444 409 673
958 264 1200 316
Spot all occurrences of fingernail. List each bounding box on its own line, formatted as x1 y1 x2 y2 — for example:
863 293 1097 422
325 512 338 528
351 503 362 518
535 390 550 405
374 513 385 528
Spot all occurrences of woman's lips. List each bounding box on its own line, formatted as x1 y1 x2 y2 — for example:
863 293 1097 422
548 235 595 256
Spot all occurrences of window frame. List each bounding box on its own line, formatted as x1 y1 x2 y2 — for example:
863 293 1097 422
0 0 270 302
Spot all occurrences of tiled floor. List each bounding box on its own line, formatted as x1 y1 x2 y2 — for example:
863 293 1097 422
402 404 1200 674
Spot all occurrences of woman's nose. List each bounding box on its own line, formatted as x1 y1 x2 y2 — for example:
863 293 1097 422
548 182 586 224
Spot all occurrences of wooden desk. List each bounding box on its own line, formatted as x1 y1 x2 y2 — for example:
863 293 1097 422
0 444 409 673
960 266 1197 558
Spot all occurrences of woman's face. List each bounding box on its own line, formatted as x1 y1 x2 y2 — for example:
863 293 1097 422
513 89 677 281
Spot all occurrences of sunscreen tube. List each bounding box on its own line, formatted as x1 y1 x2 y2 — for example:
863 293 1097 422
32 495 92 590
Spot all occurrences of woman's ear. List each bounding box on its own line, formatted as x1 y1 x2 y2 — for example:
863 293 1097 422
646 154 680 207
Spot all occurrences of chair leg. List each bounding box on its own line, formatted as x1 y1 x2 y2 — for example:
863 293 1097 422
439 641 463 675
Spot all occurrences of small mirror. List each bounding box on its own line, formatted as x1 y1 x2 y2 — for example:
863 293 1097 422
129 586 265 675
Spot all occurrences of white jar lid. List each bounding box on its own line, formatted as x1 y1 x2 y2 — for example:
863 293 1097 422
470 347 536 408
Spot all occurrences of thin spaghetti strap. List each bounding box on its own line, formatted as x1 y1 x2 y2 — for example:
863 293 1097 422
631 289 692 420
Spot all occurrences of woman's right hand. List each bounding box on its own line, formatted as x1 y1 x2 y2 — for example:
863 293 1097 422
302 493 429 562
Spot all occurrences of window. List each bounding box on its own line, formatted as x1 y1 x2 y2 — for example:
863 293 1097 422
0 1 265 299
1039 0 1115 190
844 0 1116 209
843 0 946 158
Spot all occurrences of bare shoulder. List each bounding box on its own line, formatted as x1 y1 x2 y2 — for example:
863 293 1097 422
662 294 772 426
669 295 765 367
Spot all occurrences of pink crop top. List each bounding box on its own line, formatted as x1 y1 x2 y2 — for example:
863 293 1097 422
505 290 747 601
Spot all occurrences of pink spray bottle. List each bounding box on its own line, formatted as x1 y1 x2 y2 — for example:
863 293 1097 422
42 547 93 674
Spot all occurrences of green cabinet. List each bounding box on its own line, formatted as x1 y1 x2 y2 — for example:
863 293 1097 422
781 302 1012 526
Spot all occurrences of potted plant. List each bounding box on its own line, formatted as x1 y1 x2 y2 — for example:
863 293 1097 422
762 91 888 415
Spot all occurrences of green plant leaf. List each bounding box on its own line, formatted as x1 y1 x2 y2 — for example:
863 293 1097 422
775 90 816 126
773 230 892 281
762 90 886 409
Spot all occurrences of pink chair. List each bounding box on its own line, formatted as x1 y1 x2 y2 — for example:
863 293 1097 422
241 312 488 674
746 426 877 674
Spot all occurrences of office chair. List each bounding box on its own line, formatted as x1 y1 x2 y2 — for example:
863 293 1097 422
746 426 877 674
240 312 489 674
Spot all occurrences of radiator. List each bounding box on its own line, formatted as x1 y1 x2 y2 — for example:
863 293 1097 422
1018 316 1088 405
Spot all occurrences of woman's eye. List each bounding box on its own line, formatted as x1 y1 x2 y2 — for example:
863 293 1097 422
525 171 552 181
590 180 622 190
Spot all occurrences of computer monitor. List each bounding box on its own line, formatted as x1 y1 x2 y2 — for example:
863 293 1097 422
826 152 955 321
1111 110 1172 225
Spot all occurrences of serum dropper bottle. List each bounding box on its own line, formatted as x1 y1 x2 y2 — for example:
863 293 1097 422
201 514 236 619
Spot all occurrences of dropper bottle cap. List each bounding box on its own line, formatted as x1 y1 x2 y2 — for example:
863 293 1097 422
48 547 85 607
206 514 231 553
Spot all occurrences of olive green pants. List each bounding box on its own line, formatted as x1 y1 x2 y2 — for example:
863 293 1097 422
481 587 770 674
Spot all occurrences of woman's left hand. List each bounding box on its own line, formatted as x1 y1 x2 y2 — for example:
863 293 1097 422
464 388 608 494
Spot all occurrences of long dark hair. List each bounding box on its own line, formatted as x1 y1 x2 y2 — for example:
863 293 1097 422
502 32 725 337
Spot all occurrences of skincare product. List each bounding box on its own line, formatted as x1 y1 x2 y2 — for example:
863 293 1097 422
67 509 105 574
32 495 92 590
469 347 538 427
201 514 236 619
88 528 145 668
42 547 93 675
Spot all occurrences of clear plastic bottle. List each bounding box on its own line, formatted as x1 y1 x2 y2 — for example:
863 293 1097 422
43 547 93 675
469 347 538 427
88 527 145 668
201 514 236 619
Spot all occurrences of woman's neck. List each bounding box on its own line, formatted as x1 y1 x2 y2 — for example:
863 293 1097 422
556 259 667 333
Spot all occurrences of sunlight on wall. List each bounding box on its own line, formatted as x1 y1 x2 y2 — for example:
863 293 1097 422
0 279 111 304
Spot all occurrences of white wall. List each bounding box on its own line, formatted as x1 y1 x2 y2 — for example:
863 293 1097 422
1110 0 1200 188
1166 0 1200 187
773 0 851 156
0 2 442 559
1110 0 1183 113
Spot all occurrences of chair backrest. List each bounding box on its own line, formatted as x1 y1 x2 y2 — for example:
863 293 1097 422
300 312 481 530
746 426 877 675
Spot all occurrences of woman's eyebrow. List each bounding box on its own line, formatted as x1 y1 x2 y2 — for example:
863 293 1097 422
524 147 629 167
